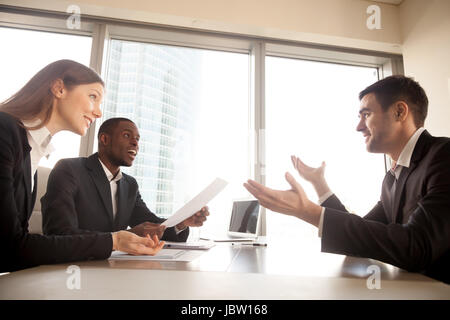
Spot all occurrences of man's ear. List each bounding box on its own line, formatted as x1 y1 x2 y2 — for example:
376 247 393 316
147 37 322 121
393 101 409 122
99 133 110 147
50 79 66 98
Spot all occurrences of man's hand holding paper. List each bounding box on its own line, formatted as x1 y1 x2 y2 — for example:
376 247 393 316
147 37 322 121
176 206 210 231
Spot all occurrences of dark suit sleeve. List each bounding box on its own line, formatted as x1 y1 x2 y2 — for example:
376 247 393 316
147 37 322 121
322 193 388 223
0 119 112 272
321 143 450 273
362 201 388 223
42 160 95 235
322 194 348 212
129 190 189 242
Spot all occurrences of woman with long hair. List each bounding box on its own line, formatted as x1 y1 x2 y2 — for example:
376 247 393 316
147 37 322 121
0 59 163 272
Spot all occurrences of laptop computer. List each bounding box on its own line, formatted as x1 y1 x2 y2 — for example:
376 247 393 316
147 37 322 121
201 199 261 242
228 199 261 238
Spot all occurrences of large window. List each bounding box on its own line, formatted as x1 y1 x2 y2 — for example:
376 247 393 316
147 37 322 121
265 56 384 243
0 27 92 168
100 39 250 237
0 10 401 242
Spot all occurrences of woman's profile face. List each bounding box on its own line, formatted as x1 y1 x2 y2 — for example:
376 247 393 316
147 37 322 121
55 82 104 136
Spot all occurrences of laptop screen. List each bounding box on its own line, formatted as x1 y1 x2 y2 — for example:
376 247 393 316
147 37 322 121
228 200 260 236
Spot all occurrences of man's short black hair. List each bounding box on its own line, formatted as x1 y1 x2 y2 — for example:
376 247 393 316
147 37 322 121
359 75 428 127
97 117 135 143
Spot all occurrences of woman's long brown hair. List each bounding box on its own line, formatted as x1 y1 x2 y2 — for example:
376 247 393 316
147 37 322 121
0 59 104 130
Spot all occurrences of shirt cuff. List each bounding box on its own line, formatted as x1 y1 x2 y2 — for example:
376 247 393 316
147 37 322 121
174 225 187 234
318 190 334 205
318 207 325 238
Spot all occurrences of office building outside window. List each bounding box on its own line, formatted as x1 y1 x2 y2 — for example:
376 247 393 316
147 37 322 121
101 40 250 238
103 40 201 217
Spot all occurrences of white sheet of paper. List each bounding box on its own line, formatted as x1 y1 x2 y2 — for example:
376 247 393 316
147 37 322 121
109 249 204 262
162 178 228 228
164 241 216 250
109 249 185 260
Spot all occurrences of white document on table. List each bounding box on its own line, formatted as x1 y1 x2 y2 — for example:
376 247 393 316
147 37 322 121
109 249 204 262
164 241 216 250
110 249 184 261
162 178 228 228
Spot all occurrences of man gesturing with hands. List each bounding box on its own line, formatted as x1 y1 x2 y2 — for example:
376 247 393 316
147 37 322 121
244 76 450 283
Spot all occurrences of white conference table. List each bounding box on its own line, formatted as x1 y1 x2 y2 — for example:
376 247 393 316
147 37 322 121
0 236 449 300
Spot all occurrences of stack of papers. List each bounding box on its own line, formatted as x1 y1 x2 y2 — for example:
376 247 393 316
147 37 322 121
110 249 185 261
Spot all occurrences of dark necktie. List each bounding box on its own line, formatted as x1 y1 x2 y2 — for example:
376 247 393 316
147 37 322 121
385 165 399 217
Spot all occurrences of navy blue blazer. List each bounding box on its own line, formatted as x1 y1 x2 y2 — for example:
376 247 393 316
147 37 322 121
321 130 450 283
0 112 112 272
42 153 189 242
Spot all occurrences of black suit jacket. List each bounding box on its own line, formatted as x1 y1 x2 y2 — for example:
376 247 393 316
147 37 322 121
321 130 450 283
0 112 112 273
42 153 189 242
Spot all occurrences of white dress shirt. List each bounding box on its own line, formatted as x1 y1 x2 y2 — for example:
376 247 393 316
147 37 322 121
318 127 426 237
23 119 55 192
98 159 123 219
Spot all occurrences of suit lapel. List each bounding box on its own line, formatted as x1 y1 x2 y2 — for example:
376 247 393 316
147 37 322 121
392 166 411 223
391 131 431 223
85 153 114 225
22 148 33 215
19 124 33 216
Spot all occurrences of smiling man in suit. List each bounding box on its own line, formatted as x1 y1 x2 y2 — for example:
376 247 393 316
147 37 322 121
42 117 208 241
244 75 450 283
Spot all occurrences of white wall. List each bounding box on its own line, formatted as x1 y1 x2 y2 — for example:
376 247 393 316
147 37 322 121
399 0 450 136
3 0 402 53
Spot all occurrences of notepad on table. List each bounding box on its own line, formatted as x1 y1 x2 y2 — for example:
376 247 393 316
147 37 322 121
163 241 215 250
109 249 185 261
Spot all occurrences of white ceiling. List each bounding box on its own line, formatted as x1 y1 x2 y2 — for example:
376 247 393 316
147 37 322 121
370 0 404 5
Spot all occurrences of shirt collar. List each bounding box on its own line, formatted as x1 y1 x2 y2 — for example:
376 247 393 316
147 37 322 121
394 127 426 169
98 158 122 182
22 119 55 156
389 127 426 179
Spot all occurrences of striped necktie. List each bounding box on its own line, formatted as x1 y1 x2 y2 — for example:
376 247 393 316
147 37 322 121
385 164 398 217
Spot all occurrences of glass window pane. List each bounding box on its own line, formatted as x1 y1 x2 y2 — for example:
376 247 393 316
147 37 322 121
0 27 92 168
101 40 250 238
265 57 383 244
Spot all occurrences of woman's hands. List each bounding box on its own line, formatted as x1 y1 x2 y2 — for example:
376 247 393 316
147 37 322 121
112 231 164 255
